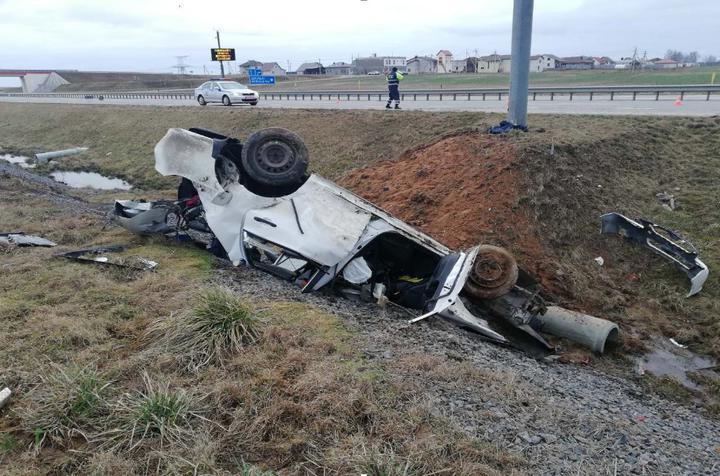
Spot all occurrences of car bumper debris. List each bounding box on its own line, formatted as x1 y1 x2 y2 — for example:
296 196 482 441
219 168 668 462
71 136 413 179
601 212 709 297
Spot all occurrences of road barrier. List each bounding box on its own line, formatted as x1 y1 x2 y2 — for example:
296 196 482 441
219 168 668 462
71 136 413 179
2 84 719 102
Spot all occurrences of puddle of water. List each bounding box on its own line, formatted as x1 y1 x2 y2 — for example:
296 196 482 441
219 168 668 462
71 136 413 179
0 153 36 169
50 171 132 190
638 341 716 389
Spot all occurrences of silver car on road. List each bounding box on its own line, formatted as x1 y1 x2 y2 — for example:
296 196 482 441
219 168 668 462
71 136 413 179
195 81 259 107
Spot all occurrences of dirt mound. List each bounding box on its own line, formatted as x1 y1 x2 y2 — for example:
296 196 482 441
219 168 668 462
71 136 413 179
341 131 562 293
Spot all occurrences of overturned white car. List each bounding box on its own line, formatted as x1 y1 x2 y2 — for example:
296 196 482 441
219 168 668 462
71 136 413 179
115 128 620 353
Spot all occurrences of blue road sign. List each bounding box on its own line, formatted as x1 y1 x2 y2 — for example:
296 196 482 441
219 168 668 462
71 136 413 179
248 67 262 77
250 75 276 85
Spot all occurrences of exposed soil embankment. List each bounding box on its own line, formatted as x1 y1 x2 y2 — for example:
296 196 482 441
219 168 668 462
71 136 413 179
341 131 562 294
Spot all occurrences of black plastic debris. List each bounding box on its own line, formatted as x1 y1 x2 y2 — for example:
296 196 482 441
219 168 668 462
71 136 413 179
488 120 529 134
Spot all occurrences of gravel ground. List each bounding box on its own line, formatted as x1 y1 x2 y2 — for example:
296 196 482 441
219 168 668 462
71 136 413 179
215 263 720 476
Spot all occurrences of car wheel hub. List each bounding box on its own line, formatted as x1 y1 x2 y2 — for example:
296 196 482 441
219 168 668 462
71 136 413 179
256 141 295 173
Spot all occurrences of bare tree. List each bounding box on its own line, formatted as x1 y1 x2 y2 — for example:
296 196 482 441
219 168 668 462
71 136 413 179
703 54 718 64
684 51 698 63
665 49 684 62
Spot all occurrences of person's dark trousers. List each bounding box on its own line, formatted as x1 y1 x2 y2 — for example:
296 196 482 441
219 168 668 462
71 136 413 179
386 85 400 108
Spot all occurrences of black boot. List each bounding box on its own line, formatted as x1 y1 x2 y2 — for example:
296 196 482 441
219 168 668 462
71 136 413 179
386 103 392 109
395 104 401 109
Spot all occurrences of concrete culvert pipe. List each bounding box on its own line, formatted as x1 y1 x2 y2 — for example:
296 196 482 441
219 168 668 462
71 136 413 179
537 306 620 353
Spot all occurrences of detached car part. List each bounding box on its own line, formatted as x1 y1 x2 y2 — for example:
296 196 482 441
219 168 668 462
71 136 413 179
56 245 158 271
601 212 709 297
0 232 56 247
114 127 621 353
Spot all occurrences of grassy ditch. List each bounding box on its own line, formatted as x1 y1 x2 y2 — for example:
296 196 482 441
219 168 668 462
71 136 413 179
0 176 525 474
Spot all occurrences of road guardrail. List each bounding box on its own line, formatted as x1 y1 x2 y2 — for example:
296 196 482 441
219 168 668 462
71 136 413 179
1 84 718 102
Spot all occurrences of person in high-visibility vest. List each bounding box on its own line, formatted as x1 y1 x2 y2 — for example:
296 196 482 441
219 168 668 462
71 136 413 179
385 67 404 109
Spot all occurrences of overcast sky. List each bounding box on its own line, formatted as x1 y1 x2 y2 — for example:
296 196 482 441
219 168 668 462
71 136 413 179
0 0 717 83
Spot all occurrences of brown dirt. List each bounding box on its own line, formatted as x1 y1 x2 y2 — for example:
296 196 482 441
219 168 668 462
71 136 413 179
341 131 564 295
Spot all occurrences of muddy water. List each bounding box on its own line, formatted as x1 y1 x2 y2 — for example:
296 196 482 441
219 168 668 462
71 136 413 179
50 171 132 190
0 153 35 169
638 341 717 389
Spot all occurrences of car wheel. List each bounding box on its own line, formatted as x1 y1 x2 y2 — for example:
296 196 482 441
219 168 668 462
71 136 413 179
197 95 207 106
241 128 309 188
250 101 258 106
222 95 231 106
463 245 518 299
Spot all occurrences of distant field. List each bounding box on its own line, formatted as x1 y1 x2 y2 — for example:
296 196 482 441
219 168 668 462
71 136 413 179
263 67 720 91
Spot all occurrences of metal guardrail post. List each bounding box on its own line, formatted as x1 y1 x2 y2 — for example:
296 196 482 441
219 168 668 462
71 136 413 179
498 92 502 100
707 91 711 101
610 91 614 101
483 93 486 100
569 92 573 101
426 93 430 100
655 91 659 101
680 91 685 100
533 92 537 100
550 92 554 101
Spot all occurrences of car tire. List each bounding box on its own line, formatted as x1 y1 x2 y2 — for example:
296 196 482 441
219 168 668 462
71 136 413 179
241 128 309 188
197 95 207 106
222 95 231 106
463 245 518 300
250 101 258 106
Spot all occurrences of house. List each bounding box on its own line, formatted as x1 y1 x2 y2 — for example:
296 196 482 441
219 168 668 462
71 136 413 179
530 54 560 72
296 62 325 75
325 62 353 76
238 60 263 76
476 54 512 73
383 56 407 73
262 62 286 76
652 59 680 69
557 56 595 70
352 54 385 75
406 56 437 74
436 50 454 73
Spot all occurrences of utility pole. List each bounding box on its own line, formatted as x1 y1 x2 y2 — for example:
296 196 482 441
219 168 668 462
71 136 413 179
507 0 534 128
216 30 225 78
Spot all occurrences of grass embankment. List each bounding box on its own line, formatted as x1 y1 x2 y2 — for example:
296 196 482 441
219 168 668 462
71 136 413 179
0 175 525 473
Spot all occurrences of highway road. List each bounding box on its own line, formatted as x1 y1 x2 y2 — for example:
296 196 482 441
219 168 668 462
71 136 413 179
1 94 718 116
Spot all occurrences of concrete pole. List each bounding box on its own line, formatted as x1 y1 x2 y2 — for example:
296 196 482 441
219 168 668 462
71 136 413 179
507 0 534 127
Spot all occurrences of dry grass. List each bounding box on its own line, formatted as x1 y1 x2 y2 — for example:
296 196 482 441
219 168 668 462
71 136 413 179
146 288 263 371
96 372 208 453
12 364 109 450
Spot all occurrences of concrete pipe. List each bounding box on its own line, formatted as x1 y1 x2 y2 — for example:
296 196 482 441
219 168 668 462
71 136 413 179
537 306 619 353
35 147 89 164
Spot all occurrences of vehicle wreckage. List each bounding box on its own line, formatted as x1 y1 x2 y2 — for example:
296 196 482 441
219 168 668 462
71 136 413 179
115 127 620 353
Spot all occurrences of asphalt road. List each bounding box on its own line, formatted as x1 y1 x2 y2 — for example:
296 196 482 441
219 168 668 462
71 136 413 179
1 94 718 116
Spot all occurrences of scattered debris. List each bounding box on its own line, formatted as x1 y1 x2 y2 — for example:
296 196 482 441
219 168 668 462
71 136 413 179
669 338 688 349
0 232 56 247
35 147 88 165
594 256 604 266
656 191 678 211
55 245 158 271
114 127 622 354
488 120 528 134
0 387 11 410
600 212 709 297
